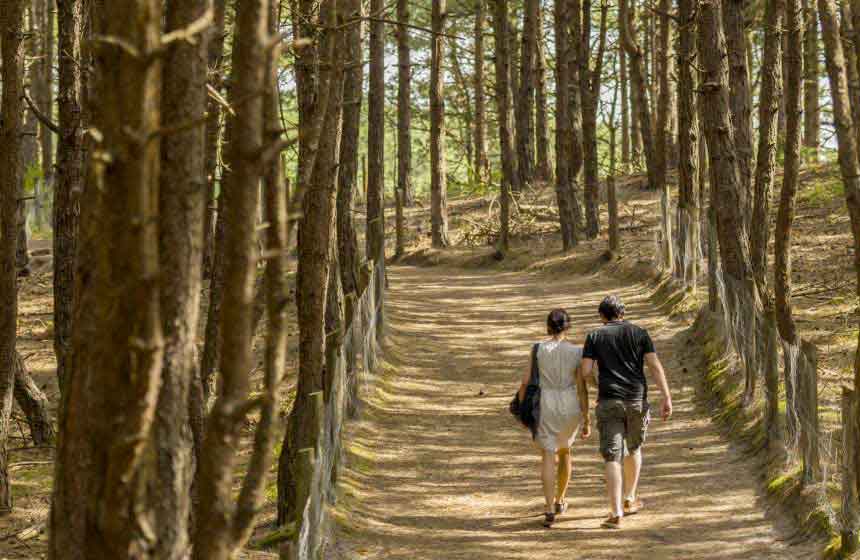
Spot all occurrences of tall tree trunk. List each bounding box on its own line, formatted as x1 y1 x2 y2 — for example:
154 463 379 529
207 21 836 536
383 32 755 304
843 3 860 152
677 0 699 289
555 0 578 250
655 0 672 268
803 0 820 159
619 0 657 190
628 0 643 169
569 0 585 228
474 0 489 181
751 0 783 296
153 0 210 556
35 0 53 231
201 0 227 277
608 53 620 254
698 0 759 405
724 0 752 226
193 1 273 557
620 47 630 173
52 0 83 398
492 0 517 253
50 0 165 554
277 0 342 526
817 0 860 467
581 0 608 240
430 0 450 248
535 25 551 183
368 0 388 286
775 0 803 443
0 0 26 515
338 0 363 298
396 0 411 258
515 0 537 188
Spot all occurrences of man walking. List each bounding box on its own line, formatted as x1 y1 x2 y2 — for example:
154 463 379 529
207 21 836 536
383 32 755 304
581 295 672 529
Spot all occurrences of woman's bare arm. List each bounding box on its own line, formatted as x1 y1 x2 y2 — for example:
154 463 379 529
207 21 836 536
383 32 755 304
575 365 591 437
517 366 530 401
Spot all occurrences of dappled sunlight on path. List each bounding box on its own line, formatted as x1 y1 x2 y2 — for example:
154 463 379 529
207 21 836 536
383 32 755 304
333 265 818 559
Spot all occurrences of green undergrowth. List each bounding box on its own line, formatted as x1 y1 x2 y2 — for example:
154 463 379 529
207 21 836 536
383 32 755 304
692 309 839 557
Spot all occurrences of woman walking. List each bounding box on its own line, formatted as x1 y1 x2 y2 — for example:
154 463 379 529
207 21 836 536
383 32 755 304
518 309 591 527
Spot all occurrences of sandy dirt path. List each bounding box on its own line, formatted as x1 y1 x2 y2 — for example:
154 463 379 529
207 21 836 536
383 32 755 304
333 265 818 559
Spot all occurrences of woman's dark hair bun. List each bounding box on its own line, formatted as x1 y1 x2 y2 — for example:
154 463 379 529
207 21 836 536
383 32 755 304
547 308 571 335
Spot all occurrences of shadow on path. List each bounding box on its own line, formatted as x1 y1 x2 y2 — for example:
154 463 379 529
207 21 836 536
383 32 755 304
333 265 818 559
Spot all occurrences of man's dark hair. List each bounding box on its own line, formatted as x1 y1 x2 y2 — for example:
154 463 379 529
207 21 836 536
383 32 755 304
598 295 625 321
547 308 571 335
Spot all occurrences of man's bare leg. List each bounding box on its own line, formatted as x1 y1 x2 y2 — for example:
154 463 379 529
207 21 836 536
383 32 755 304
605 460 624 518
623 448 642 501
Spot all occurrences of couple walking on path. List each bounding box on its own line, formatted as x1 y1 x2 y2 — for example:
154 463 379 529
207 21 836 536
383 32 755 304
516 295 673 529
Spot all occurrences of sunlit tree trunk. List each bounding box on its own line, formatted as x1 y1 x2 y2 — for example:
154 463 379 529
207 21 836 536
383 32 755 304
0 0 26 515
430 0 450 247
803 0 820 160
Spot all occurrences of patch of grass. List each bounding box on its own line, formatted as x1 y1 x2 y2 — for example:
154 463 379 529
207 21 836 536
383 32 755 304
799 175 844 206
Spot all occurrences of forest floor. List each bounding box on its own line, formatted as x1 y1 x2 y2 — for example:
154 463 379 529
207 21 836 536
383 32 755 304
0 161 854 558
327 263 817 559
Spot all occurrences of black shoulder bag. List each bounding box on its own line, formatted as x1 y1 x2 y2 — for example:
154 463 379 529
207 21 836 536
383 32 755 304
509 343 541 439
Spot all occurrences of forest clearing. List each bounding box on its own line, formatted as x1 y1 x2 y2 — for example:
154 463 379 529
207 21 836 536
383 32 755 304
2 0 860 557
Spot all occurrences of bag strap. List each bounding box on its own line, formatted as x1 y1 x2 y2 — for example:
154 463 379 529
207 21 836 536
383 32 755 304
529 343 540 386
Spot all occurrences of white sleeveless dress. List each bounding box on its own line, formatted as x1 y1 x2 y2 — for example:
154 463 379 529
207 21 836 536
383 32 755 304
535 340 583 452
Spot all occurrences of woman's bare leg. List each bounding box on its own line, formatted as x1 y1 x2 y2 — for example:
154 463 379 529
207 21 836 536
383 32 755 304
541 450 556 512
556 448 572 503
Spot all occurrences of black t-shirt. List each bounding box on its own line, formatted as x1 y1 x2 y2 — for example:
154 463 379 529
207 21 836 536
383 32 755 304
583 320 655 402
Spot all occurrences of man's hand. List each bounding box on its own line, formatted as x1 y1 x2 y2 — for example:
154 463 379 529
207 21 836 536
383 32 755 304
661 397 673 420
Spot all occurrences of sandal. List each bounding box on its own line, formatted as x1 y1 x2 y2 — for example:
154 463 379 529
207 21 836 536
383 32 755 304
543 512 556 528
554 501 568 515
624 498 644 515
601 514 621 529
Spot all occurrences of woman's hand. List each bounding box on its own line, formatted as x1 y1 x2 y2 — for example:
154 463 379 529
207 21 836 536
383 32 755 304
581 416 592 439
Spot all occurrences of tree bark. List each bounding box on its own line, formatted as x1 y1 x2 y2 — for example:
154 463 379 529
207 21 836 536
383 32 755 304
0 0 25 512
396 0 411 258
515 0 537 188
608 54 620 254
724 0 752 226
492 0 517 253
655 0 672 267
751 0 783 296
677 0 699 289
619 0 657 190
35 0 53 231
13 352 54 446
774 0 803 349
153 0 210 556
201 0 227 278
430 0 450 248
192 1 271 557
817 0 860 445
803 0 820 159
367 0 388 287
535 23 551 183
278 0 342 526
620 47 630 173
555 0 579 250
474 0 489 181
52 0 84 400
338 0 363 296
581 0 608 240
50 0 165 554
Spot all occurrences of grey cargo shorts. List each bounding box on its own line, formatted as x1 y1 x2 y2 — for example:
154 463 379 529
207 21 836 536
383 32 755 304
596 399 651 463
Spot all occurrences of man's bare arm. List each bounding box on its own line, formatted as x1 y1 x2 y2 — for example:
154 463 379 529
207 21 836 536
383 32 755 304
581 357 598 387
575 365 591 437
644 352 672 419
